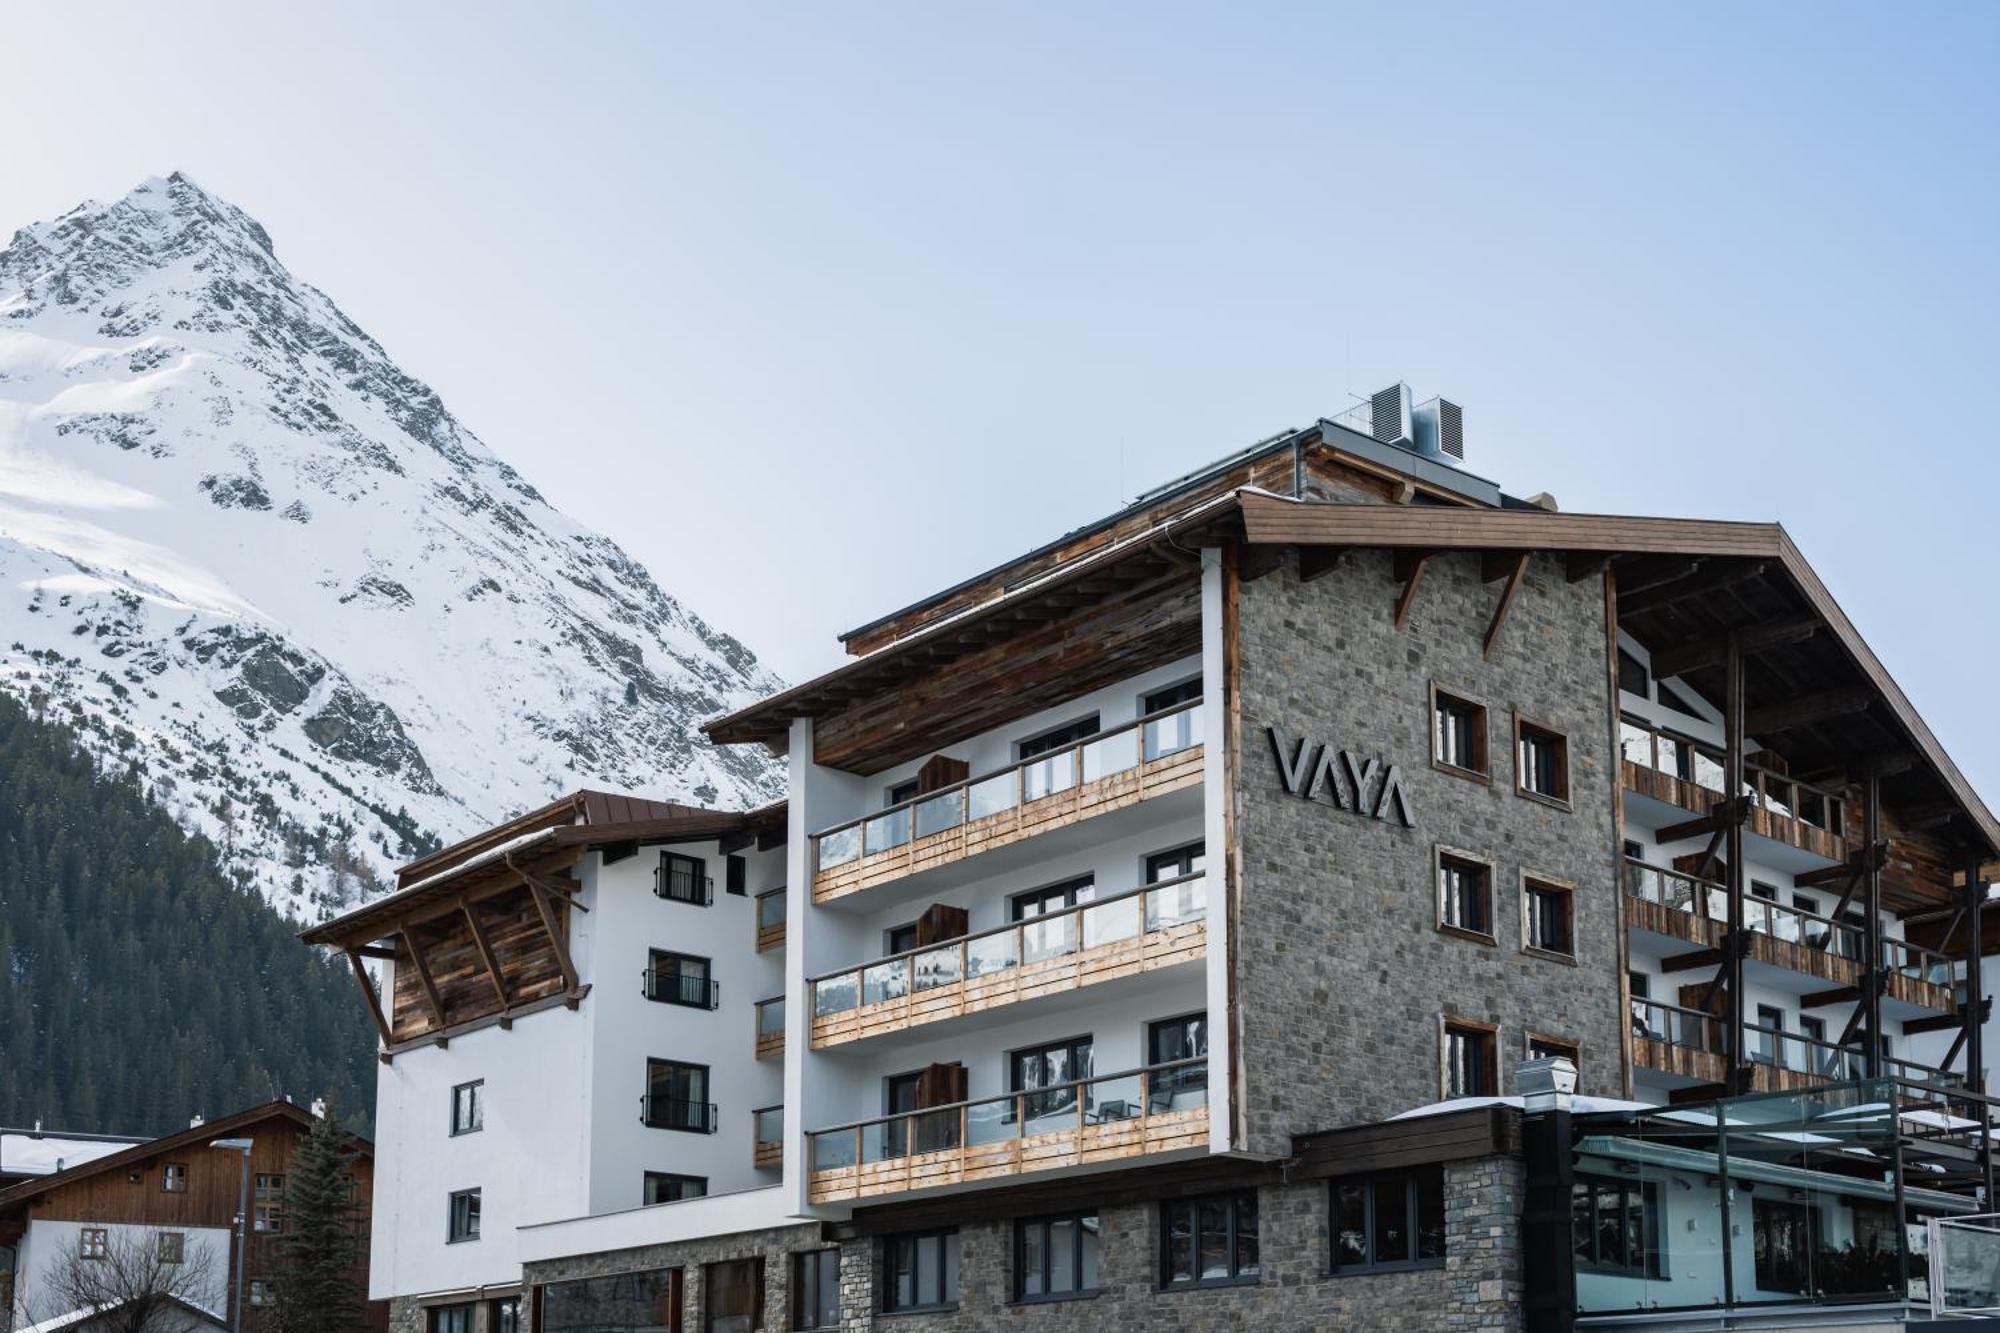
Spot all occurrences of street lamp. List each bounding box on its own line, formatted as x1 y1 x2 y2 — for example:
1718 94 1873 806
209 1137 253 1333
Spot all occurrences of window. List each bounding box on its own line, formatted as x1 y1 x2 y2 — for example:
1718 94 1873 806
254 1174 286 1233
646 950 716 1009
1016 1212 1100 1301
1616 647 1650 699
1142 679 1202 759
1145 843 1204 882
451 1080 483 1136
645 1059 713 1132
884 921 919 956
1012 876 1094 961
161 1162 188 1193
886 777 920 807
703 1258 762 1333
1431 686 1489 777
1161 1191 1259 1288
1436 851 1493 940
724 854 747 897
1754 1197 1811 1294
644 1172 707 1205
1148 1013 1209 1111
1331 1167 1445 1272
251 1281 280 1310
881 1229 959 1312
1522 876 1575 958
1527 1033 1580 1070
541 1269 679 1332
1019 715 1099 801
1574 1177 1662 1278
1754 1004 1784 1067
794 1249 842 1330
426 1304 472 1333
656 851 710 906
488 1298 520 1333
1442 1019 1497 1098
79 1228 108 1260
1011 1036 1093 1124
157 1231 185 1264
1657 680 1705 720
447 1188 481 1243
1515 718 1569 803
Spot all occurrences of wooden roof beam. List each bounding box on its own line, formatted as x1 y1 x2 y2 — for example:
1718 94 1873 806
1620 561 1770 616
1745 689 1872 737
1657 794 1755 844
1565 552 1611 584
398 926 448 1034
461 901 511 1020
512 853 580 997
1649 617 1820 680
345 949 395 1058
1795 751 1915 785
1393 550 1433 632
1296 546 1345 582
1483 553 1531 659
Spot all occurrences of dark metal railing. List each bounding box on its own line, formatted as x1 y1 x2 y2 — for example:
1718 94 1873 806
641 1096 717 1133
643 968 719 1009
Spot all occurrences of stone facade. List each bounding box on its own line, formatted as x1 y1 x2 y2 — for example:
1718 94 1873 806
489 1158 1521 1331
1232 547 1623 1152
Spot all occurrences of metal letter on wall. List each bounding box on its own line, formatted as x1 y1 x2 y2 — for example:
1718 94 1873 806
1265 725 1416 829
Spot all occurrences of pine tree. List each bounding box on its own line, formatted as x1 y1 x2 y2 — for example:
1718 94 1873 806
269 1108 368 1333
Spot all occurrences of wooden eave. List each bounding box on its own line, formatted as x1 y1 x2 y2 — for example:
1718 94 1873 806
1235 492 2000 861
393 789 726 890
299 836 583 949
0 1100 358 1213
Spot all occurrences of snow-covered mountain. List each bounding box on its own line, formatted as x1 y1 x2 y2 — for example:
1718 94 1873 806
0 173 783 917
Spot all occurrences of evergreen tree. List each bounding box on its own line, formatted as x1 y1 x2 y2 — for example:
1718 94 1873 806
269 1108 368 1333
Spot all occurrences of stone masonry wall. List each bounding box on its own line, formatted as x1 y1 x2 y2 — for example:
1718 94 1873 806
1232 547 1623 1152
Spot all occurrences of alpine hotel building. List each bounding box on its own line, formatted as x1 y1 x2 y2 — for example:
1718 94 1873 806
304 386 2000 1332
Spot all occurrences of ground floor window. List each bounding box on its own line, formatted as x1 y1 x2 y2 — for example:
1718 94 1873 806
703 1258 762 1333
541 1267 680 1333
427 1302 473 1333
1574 1176 1663 1279
1161 1191 1259 1288
793 1249 841 1329
487 1297 519 1333
882 1229 959 1312
1331 1167 1446 1272
1016 1212 1100 1301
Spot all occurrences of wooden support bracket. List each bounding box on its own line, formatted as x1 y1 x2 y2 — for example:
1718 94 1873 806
513 853 581 996
1483 553 1531 659
346 949 395 1055
1392 551 1433 632
461 900 511 1015
1296 546 1345 583
399 926 448 1033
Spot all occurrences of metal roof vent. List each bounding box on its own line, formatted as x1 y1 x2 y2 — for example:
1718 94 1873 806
1329 382 1414 446
1413 397 1464 462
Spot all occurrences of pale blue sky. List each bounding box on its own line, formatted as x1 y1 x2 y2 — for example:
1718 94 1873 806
4 3 1996 792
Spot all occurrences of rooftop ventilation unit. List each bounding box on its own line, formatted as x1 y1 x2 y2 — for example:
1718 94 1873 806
1329 382 1413 447
1413 397 1464 461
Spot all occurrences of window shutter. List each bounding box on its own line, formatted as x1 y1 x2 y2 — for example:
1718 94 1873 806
915 903 968 946
916 754 970 794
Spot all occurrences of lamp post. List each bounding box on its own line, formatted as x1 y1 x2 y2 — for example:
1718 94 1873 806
209 1137 254 1333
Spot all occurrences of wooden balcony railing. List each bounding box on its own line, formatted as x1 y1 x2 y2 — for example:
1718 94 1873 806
806 1058 1209 1204
1619 715 1849 861
808 875 1206 1048
754 995 785 1061
811 700 1205 902
753 1105 783 1170
1624 860 1955 1007
755 887 785 953
1631 998 1963 1093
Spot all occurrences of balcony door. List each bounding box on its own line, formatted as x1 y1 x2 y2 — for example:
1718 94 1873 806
1012 877 1094 962
1147 1013 1207 1112
1019 716 1099 801
1142 678 1202 760
886 1064 964 1157
1012 1036 1092 1131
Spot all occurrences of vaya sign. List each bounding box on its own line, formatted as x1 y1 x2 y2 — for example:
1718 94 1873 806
1265 725 1416 828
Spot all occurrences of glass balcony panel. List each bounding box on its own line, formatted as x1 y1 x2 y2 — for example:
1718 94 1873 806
967 1095 1019 1147
860 1119 904 1165
813 974 857 1017
1083 728 1139 782
1145 876 1206 929
817 826 861 869
913 789 966 840
810 1130 856 1172
1020 913 1077 964
862 959 909 1006
864 807 912 855
967 772 1017 821
1142 704 1202 762
1619 720 1654 767
757 998 785 1036
1082 894 1140 948
1022 750 1077 803
1088 1072 1144 1124
1693 751 1725 793
1624 862 1661 904
756 891 786 928
1762 777 1795 820
967 930 1018 978
1150 1061 1209 1114
754 1107 784 1144
911 945 961 992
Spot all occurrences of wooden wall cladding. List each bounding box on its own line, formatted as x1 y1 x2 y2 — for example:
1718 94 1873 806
390 889 569 1041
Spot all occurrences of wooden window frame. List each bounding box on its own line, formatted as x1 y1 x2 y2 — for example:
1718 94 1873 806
1439 1014 1500 1099
702 1257 764 1333
880 1228 960 1313
450 1079 484 1136
793 1248 843 1330
1513 713 1572 809
1525 1031 1580 1074
643 1172 708 1206
1158 1190 1261 1290
161 1161 188 1193
1013 1211 1101 1304
254 1173 287 1234
1519 873 1577 963
157 1231 186 1265
79 1227 109 1260
446 1187 481 1244
1328 1166 1446 1274
1434 845 1497 945
1429 682 1491 782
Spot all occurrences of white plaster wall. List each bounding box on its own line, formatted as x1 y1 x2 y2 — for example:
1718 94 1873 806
515 1185 797 1265
583 840 786 1214
12 1220 230 1326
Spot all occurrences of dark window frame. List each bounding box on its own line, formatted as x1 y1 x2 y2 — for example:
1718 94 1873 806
656 851 712 906
644 1058 715 1134
1430 683 1491 781
1014 1211 1102 1303
1329 1167 1447 1274
1159 1190 1261 1290
1513 714 1572 808
1441 1017 1499 1099
450 1079 484 1136
446 1188 481 1244
1009 1034 1094 1121
880 1228 960 1313
793 1248 842 1329
1144 842 1205 883
1574 1175 1664 1279
1521 874 1577 960
702 1256 763 1333
1435 847 1496 943
161 1162 188 1193
643 1172 708 1205
645 949 717 1009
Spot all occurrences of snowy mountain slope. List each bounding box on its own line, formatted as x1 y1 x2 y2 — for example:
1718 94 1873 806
0 173 783 917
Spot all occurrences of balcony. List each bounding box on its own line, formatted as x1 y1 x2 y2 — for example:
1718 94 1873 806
806 1058 1209 1204
754 996 785 1061
1619 716 1850 863
641 1096 717 1134
811 700 1204 904
1624 860 1954 1013
1630 998 1964 1095
643 966 719 1010
808 875 1206 1049
755 887 785 953
753 1106 783 1170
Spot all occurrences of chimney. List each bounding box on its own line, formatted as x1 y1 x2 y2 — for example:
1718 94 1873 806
189 1113 204 1129
310 1098 327 1120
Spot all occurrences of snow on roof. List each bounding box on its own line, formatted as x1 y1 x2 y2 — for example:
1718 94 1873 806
1389 1094 1654 1121
0 1133 145 1178
18 1295 226 1333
